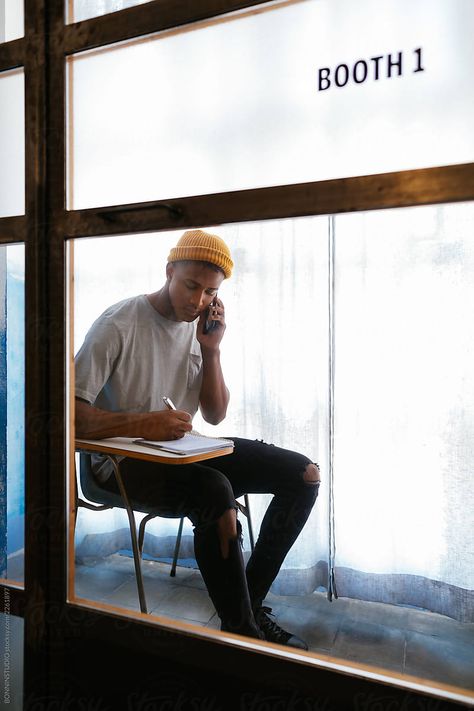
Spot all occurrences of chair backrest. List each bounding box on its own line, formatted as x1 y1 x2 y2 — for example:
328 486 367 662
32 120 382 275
79 453 127 509
79 453 166 515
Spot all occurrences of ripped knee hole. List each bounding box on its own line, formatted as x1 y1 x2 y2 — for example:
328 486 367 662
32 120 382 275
303 462 321 484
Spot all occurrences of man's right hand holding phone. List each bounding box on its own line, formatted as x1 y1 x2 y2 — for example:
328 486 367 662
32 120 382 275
196 295 229 424
199 296 226 346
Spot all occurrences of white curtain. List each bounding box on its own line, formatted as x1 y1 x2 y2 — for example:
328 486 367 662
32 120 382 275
73 205 474 621
331 203 474 621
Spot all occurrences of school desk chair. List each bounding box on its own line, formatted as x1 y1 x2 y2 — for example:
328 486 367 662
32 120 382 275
75 452 255 614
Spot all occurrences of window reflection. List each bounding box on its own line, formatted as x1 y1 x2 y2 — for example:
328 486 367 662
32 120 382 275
0 244 25 585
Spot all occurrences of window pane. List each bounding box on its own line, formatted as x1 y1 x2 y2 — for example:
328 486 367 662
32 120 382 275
333 202 474 616
67 0 474 209
0 244 25 585
0 69 25 218
70 221 329 613
0 0 24 43
68 213 474 693
66 0 153 24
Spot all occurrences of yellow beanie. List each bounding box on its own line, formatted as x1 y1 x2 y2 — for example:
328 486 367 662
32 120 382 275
167 229 233 279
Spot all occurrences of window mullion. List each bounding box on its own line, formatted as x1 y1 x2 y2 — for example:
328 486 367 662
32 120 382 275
23 0 68 705
0 37 24 72
63 0 276 54
63 162 474 241
0 216 27 244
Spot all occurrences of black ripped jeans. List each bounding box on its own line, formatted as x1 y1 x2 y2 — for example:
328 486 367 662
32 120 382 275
99 437 320 609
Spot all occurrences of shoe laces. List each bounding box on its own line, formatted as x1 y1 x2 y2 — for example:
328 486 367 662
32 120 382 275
255 606 292 643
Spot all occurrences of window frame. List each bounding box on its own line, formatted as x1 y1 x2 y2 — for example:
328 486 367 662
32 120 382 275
0 0 473 706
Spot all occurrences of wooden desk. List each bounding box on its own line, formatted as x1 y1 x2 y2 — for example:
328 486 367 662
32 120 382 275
75 436 234 464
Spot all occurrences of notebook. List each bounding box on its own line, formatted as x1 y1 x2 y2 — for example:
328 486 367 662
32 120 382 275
133 432 234 456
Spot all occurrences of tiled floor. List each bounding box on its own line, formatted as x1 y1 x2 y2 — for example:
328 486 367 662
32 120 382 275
72 553 474 695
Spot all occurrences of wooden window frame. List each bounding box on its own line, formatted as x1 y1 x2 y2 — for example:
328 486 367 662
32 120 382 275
0 0 473 706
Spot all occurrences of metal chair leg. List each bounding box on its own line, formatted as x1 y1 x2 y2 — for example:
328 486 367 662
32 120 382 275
170 517 184 577
138 513 159 557
243 493 255 552
109 455 148 614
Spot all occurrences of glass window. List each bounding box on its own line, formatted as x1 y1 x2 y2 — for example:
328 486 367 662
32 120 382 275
71 222 329 604
69 205 474 694
66 0 154 24
0 0 24 43
67 0 474 209
0 68 25 218
0 244 25 585
332 202 474 612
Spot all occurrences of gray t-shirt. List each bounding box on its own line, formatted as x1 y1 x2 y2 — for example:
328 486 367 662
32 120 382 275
75 294 203 480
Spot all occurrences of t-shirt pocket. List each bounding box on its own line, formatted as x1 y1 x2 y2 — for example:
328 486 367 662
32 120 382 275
187 351 203 390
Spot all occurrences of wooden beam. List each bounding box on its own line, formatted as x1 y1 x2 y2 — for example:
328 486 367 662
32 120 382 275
62 603 474 709
23 0 49 703
23 0 68 704
0 216 27 244
63 0 280 54
0 38 24 72
64 163 474 240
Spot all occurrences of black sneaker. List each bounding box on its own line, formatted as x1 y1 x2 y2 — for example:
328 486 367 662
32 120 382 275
255 606 308 650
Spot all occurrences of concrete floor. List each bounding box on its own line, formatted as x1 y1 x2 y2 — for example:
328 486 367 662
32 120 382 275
71 553 474 694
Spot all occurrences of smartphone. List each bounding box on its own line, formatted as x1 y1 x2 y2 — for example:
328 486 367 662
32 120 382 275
203 297 218 334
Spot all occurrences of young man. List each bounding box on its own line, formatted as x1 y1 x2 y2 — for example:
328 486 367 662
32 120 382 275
75 229 320 649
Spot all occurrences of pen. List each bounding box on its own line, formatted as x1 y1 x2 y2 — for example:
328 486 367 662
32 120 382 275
162 396 176 410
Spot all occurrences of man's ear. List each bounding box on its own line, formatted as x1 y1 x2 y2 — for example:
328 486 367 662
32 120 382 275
166 263 175 281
